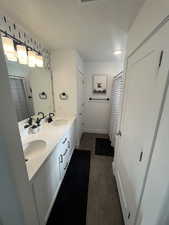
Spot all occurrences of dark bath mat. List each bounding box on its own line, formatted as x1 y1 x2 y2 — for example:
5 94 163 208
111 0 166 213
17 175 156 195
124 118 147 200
47 150 91 225
95 138 114 157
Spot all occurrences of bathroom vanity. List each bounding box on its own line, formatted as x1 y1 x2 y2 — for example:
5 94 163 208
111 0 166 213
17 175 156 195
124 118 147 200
4 53 77 225
22 117 76 225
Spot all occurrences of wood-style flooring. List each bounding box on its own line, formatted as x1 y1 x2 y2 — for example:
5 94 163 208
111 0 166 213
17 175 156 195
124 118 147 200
78 133 124 225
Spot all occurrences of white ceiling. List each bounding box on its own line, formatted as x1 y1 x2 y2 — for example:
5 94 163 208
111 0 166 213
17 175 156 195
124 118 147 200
0 0 145 61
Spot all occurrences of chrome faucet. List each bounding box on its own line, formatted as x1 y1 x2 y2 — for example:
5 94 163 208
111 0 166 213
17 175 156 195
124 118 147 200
38 112 45 119
24 117 33 129
47 112 55 123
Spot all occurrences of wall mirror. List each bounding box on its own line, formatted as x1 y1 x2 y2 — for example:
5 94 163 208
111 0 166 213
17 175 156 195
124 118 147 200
5 59 54 122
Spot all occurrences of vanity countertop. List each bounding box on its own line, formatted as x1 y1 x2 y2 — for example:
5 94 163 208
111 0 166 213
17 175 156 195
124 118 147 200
21 116 76 180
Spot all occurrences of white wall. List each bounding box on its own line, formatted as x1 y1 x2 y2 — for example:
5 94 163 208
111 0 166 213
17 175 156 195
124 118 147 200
51 49 78 117
127 0 169 55
76 51 84 74
83 61 122 134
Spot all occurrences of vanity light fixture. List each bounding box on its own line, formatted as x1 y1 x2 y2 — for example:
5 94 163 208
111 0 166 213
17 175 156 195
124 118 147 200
16 44 27 64
28 50 36 67
36 54 44 68
1 36 17 61
1 31 44 66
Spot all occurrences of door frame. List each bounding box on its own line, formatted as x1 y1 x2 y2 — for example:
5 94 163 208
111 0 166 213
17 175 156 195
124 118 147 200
112 59 129 223
76 69 85 147
113 61 128 174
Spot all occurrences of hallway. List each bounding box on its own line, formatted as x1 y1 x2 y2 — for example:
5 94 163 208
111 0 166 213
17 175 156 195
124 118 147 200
79 133 124 225
1 1 169 225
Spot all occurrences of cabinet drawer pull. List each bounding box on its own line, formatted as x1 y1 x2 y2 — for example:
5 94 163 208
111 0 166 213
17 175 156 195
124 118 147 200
63 148 68 156
59 154 63 163
68 141 71 149
64 162 69 170
62 138 67 144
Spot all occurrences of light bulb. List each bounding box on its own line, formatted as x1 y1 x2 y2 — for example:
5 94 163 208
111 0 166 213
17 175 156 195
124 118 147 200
36 54 44 67
1 36 15 54
16 45 27 64
28 50 36 67
1 36 17 61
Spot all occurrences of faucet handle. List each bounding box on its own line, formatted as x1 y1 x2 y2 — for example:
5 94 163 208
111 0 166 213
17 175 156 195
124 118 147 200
47 112 55 123
28 117 33 125
49 112 55 118
38 112 45 119
24 117 33 129
36 117 41 126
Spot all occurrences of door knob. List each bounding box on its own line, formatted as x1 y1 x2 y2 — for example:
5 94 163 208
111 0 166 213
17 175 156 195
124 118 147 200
116 130 122 136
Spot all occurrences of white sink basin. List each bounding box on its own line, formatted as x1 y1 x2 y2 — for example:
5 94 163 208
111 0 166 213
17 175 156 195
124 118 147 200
23 140 47 160
52 119 68 127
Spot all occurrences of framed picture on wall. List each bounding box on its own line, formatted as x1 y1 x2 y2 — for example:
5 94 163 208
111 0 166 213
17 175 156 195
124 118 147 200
93 74 107 94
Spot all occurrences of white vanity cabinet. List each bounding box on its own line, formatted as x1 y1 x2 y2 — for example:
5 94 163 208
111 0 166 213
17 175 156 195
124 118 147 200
32 146 61 225
32 120 76 225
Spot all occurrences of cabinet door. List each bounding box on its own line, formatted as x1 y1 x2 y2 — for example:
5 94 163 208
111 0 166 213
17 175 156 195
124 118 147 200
115 22 169 225
32 148 61 225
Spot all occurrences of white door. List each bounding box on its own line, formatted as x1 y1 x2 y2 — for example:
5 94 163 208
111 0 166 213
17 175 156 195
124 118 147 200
115 21 169 225
109 73 124 147
77 70 85 146
135 64 169 225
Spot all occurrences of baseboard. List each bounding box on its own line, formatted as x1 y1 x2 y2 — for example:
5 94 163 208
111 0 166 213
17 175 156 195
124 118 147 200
114 169 128 225
83 128 108 134
112 161 116 175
